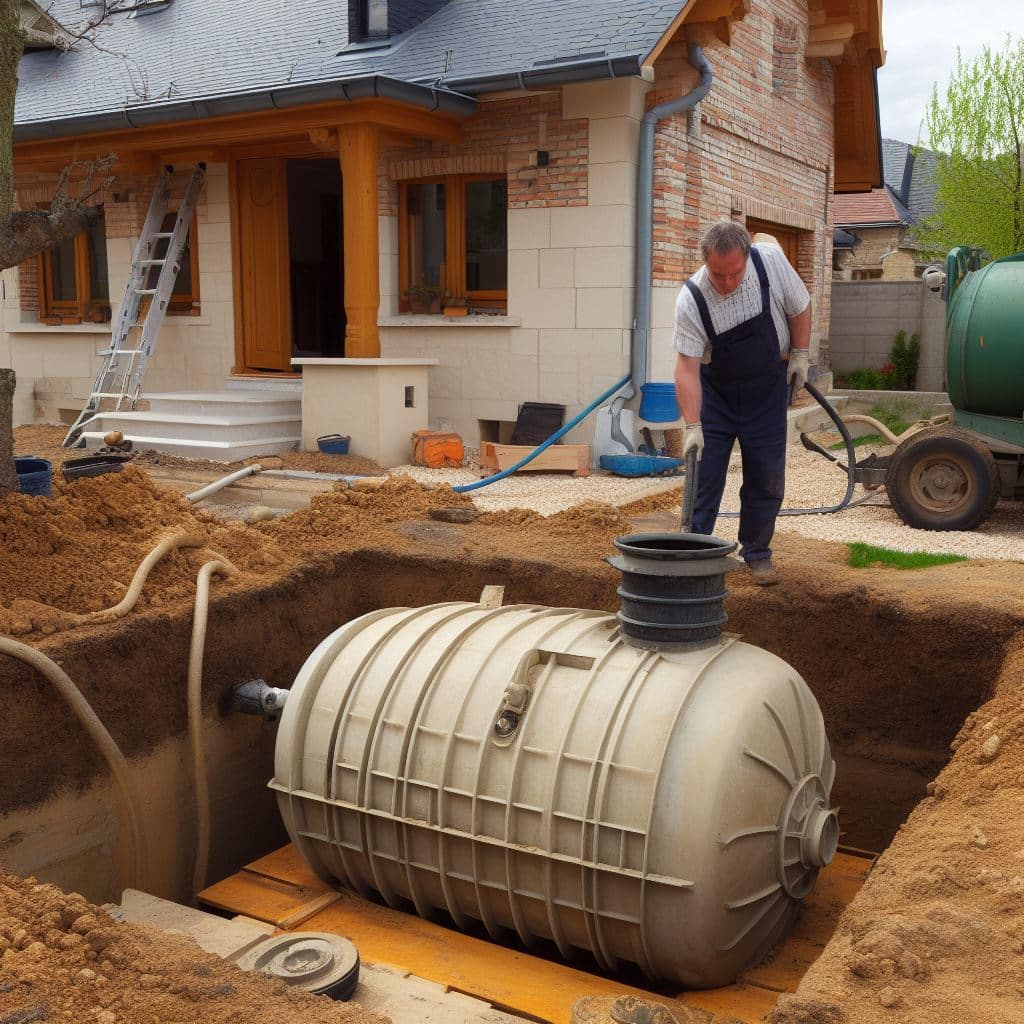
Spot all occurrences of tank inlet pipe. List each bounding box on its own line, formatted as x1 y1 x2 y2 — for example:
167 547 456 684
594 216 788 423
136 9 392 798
187 555 239 898
630 44 713 397
186 464 263 504
231 678 289 716
0 638 145 893
453 374 631 493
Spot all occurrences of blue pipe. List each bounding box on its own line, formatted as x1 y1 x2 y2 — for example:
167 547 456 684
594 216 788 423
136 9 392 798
453 374 631 493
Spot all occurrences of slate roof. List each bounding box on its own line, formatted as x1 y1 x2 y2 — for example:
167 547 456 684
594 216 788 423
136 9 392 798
16 0 684 131
880 137 938 223
833 188 904 227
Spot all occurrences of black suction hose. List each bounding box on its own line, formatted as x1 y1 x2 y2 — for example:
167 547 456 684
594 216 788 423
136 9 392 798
713 380 859 519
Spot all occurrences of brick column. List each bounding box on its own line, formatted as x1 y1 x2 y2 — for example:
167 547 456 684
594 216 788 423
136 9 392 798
340 123 381 358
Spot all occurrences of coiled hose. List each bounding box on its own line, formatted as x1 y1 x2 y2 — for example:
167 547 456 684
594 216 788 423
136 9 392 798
715 380 860 519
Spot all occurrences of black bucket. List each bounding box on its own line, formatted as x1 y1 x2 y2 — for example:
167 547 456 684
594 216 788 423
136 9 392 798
607 533 740 650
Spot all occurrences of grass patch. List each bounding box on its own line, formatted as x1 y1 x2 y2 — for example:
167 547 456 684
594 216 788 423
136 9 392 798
847 542 967 570
828 402 921 451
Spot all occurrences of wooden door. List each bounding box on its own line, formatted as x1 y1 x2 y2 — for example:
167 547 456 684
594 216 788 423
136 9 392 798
237 158 292 372
747 218 800 270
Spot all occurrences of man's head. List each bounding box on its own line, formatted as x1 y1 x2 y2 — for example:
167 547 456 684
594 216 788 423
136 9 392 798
701 222 752 296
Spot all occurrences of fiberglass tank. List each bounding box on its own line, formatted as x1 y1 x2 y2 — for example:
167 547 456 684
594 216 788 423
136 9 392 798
946 251 1024 418
271 535 838 989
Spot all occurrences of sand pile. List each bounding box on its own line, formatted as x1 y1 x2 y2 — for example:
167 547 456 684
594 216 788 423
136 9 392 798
771 636 1024 1024
0 870 384 1024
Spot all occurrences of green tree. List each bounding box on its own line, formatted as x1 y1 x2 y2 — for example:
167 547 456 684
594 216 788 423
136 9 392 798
917 36 1024 260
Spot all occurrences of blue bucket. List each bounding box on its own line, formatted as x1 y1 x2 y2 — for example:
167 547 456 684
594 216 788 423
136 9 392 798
317 434 351 455
638 382 680 423
15 456 53 497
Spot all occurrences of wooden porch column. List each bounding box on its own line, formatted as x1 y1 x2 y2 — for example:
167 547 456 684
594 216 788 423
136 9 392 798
340 123 381 358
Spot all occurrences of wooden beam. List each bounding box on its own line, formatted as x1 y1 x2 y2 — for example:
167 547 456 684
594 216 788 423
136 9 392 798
807 40 848 60
14 97 463 172
340 123 381 358
809 21 855 44
642 0 698 69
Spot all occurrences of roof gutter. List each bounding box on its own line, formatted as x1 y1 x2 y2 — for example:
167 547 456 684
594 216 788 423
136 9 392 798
436 54 645 96
13 74 478 143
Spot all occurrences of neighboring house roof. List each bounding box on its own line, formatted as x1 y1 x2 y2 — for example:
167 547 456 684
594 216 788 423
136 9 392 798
15 0 684 136
880 136 938 223
833 227 857 249
834 187 906 228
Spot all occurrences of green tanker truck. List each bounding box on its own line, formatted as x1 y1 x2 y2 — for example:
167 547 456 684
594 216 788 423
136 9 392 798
880 246 1024 531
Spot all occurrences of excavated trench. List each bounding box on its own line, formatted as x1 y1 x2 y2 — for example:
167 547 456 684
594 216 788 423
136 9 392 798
0 544 1016 1014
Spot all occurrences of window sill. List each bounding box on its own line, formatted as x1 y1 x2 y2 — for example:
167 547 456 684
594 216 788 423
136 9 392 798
6 322 112 335
379 314 522 328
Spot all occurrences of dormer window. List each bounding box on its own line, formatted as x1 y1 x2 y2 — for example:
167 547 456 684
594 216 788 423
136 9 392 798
359 0 388 40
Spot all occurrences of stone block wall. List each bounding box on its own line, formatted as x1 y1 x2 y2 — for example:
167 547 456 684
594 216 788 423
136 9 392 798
379 76 646 444
828 280 948 392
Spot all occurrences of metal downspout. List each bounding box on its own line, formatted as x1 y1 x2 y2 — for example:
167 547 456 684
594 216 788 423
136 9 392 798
630 44 713 397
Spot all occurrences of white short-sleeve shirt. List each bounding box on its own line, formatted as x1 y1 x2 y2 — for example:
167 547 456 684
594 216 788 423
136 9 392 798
673 244 811 361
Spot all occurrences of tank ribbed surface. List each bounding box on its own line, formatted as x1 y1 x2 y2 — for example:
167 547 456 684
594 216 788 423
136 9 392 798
271 602 836 989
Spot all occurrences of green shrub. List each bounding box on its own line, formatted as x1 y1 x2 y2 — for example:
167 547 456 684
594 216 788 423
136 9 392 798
836 331 921 391
888 330 921 390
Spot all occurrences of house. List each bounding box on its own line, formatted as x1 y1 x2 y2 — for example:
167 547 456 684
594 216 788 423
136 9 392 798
833 137 937 281
4 0 884 463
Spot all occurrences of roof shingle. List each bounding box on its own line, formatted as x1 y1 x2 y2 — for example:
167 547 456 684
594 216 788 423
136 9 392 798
834 188 903 227
17 1 684 128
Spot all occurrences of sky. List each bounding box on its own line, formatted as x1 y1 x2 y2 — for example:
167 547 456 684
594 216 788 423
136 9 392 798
877 1 1024 145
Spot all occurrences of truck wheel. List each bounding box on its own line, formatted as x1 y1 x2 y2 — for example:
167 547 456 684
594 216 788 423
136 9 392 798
886 428 998 531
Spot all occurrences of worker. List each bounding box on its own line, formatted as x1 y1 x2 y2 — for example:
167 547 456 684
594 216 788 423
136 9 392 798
673 221 811 586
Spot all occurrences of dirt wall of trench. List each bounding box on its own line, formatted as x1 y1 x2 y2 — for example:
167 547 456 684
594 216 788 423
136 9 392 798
3 539 1020 904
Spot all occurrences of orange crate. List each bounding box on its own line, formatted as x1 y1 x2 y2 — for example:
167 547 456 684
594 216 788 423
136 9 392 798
479 441 589 477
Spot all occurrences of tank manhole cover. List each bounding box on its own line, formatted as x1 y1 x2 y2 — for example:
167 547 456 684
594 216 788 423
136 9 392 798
236 932 360 1000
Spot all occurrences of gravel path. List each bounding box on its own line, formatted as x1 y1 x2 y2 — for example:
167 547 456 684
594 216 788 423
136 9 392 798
392 439 1024 562
389 463 684 515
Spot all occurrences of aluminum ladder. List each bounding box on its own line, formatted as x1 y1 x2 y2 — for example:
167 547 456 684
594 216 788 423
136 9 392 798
63 162 206 448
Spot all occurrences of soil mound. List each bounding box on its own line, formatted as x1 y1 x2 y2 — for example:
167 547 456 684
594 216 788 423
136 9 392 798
0 870 384 1024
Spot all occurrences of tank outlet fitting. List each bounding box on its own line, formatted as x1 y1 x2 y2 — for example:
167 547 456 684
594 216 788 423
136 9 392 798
607 533 741 650
801 805 840 869
232 679 289 716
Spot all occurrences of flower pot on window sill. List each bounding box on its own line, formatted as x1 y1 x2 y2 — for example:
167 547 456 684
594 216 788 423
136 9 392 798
443 304 469 318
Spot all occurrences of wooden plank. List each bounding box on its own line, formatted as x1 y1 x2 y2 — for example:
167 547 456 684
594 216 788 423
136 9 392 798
678 983 780 1023
299 889 680 1024
479 442 590 476
202 845 871 1024
741 852 871 992
243 845 332 891
199 870 339 929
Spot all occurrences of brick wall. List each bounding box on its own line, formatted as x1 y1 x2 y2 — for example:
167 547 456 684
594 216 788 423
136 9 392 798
379 90 589 213
647 0 836 357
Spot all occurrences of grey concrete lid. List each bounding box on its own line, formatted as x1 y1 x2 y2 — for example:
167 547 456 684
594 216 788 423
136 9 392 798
19 1 681 134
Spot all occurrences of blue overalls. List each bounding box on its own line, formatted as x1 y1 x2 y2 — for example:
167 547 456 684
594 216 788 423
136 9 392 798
684 247 788 562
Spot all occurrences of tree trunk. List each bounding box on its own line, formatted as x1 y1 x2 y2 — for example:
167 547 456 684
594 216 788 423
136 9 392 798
0 368 18 496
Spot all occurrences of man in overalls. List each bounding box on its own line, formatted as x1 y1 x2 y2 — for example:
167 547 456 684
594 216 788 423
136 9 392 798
672 222 811 586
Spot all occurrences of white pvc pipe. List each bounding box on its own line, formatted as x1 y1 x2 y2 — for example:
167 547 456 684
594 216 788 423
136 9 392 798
186 464 263 504
0 638 145 893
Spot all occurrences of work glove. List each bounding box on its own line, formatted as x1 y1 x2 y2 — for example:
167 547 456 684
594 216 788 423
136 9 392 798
681 423 704 461
787 349 810 401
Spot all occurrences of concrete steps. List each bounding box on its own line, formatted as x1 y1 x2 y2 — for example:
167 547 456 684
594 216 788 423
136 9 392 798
83 390 301 462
